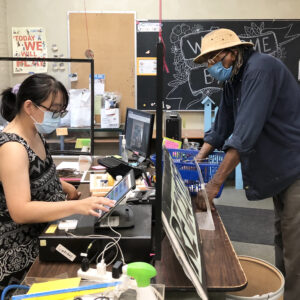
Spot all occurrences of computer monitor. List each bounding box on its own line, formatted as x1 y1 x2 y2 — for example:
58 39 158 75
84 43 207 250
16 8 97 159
124 108 154 163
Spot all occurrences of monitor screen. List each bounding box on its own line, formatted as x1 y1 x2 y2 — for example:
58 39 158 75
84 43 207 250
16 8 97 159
124 108 154 159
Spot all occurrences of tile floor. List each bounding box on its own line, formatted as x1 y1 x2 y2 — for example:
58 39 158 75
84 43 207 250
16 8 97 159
215 182 275 266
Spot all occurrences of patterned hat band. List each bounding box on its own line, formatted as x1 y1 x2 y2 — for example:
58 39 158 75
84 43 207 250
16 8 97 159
12 83 21 95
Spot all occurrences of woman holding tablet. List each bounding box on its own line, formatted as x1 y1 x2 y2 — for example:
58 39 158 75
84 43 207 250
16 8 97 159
0 74 115 293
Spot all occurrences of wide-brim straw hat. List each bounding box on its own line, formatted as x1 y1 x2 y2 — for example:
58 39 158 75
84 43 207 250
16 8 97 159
194 28 254 64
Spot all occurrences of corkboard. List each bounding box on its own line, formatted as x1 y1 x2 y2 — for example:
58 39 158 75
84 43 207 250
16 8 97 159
69 12 135 122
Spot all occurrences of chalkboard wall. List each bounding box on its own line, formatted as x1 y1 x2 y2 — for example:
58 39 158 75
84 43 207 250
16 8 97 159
137 20 300 111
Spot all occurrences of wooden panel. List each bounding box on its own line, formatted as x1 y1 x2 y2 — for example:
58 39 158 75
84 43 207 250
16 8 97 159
69 13 135 123
155 208 247 292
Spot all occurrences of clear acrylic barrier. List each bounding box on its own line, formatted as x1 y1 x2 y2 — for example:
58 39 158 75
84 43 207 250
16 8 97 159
16 277 165 300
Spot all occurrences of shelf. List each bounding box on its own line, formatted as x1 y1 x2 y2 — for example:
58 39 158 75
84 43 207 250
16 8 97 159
66 124 124 133
94 138 119 143
47 138 119 144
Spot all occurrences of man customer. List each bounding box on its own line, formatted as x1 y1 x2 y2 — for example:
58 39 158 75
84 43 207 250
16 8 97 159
194 28 300 300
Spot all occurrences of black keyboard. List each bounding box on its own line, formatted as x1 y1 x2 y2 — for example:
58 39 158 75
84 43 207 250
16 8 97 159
98 156 143 179
98 156 124 168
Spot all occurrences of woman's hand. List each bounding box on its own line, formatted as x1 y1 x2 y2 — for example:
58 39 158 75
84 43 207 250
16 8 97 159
66 184 81 200
77 197 115 217
60 180 81 200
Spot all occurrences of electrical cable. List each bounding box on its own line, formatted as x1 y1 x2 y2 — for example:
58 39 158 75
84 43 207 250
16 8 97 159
83 0 90 50
96 216 125 266
66 217 125 266
66 231 120 264
1 284 29 300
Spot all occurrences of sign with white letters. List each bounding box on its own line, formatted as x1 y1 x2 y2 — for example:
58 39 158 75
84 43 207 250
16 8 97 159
162 147 208 299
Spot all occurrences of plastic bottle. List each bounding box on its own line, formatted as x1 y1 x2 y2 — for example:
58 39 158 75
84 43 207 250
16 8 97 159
124 262 158 300
183 136 189 149
121 135 128 162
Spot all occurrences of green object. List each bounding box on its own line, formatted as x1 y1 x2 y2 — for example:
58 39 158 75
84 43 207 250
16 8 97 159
75 138 91 149
127 262 157 287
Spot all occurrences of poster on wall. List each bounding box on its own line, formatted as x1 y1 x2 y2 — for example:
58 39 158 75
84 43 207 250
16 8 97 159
12 27 47 73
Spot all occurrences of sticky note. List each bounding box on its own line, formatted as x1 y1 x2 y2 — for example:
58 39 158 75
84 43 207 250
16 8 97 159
56 128 68 136
45 224 57 234
75 138 91 149
163 137 182 149
40 240 47 247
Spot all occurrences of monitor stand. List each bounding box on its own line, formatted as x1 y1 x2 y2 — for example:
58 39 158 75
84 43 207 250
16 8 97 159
128 151 146 164
94 205 134 230
137 156 146 163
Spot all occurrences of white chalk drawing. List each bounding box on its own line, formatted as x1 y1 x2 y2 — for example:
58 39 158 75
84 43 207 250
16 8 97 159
162 22 300 110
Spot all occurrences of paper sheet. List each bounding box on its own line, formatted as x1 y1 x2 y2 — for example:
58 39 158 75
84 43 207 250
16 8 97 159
56 161 79 171
26 277 81 300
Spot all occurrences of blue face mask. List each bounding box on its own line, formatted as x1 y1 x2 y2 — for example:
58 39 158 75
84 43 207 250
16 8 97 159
208 61 233 82
31 110 61 134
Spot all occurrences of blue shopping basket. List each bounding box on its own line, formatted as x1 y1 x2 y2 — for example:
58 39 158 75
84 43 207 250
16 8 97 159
150 148 225 197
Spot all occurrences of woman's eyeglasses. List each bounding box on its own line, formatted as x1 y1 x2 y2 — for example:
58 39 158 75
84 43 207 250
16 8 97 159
35 103 68 119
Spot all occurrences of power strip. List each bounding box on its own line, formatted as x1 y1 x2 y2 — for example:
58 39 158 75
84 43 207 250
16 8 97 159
77 262 135 289
77 262 160 300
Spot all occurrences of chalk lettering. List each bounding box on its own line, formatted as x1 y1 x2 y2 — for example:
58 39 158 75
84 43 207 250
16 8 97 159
262 36 272 52
204 69 214 85
186 40 201 55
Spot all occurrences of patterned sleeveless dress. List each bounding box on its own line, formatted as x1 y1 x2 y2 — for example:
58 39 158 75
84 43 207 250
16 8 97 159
0 132 65 293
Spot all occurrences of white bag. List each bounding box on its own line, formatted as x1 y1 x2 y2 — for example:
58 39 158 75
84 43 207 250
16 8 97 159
69 89 91 127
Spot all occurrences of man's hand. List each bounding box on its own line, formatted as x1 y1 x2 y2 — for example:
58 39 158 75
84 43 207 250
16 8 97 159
195 142 214 162
195 180 221 212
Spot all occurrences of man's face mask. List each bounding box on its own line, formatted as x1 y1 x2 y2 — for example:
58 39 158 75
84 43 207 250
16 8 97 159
207 51 233 82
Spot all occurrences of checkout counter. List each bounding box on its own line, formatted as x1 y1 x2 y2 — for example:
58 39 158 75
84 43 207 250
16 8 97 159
24 155 247 298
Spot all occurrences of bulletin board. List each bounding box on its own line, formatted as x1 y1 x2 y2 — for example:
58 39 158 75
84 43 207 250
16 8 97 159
68 12 136 122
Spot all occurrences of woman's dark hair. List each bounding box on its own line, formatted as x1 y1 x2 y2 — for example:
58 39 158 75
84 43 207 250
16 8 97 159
0 73 69 122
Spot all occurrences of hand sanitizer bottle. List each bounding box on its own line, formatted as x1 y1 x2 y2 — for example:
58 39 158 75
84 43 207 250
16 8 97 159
121 135 128 162
183 136 189 149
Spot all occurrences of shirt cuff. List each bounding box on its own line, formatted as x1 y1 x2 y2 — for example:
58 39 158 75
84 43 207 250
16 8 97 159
203 129 225 149
222 134 255 156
